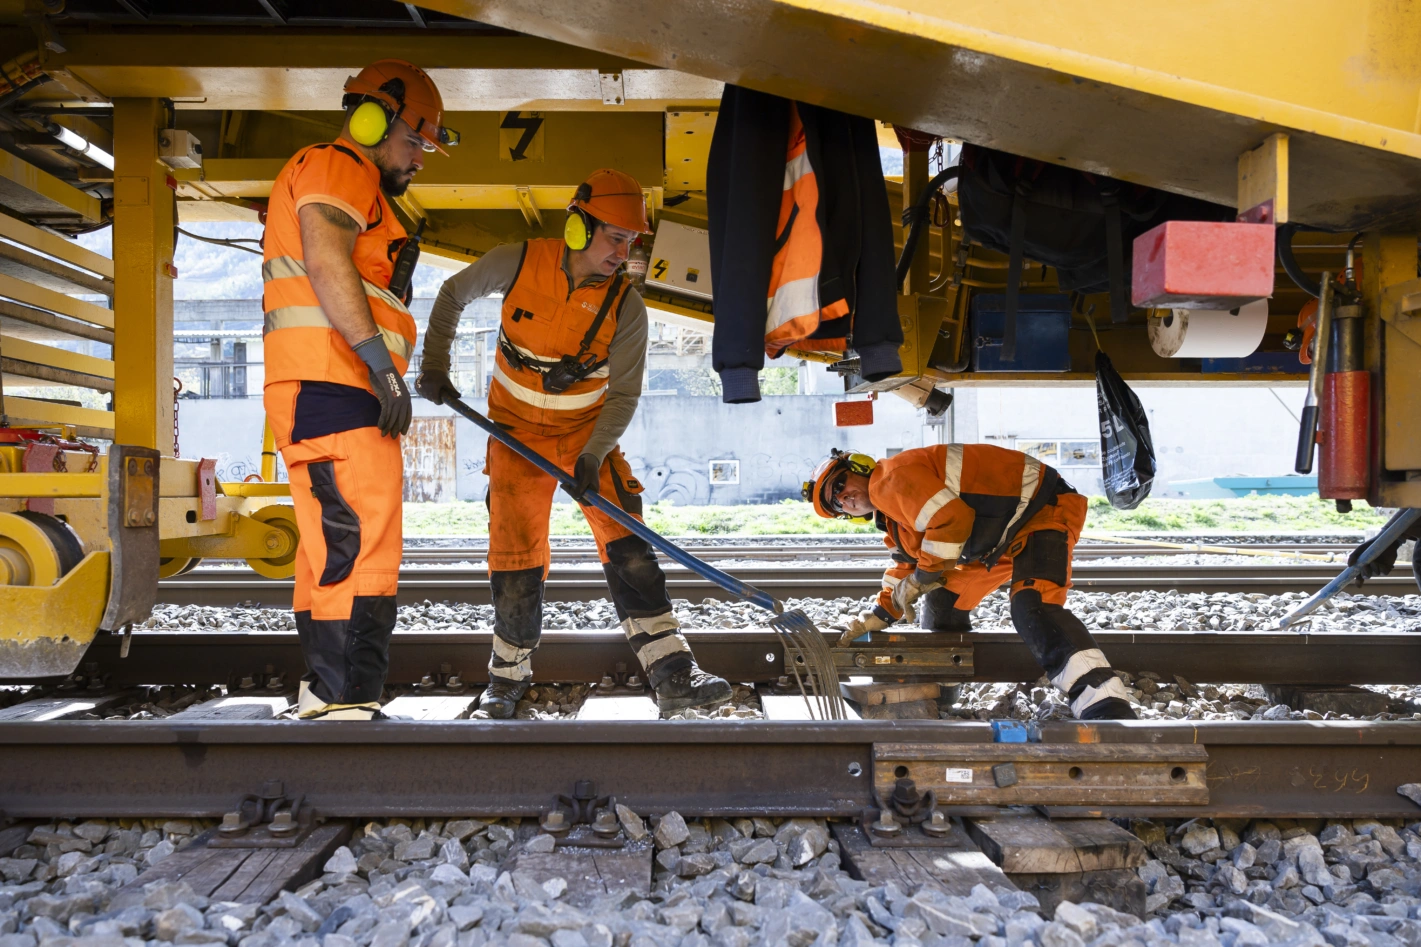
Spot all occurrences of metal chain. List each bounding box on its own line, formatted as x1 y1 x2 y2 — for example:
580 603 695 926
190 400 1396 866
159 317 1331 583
173 377 182 458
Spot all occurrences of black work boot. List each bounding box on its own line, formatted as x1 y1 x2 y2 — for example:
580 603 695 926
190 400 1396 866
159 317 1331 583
479 679 529 719
1077 697 1137 720
653 662 732 716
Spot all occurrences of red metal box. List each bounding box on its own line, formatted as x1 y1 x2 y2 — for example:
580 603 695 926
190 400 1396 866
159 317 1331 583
833 400 874 427
1131 221 1275 310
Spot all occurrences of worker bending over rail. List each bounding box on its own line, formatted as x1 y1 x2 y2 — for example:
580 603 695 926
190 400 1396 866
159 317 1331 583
262 60 458 720
416 170 732 719
804 444 1136 721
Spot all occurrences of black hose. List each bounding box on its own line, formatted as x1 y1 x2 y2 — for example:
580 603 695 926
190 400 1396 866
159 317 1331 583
895 165 960 291
1277 222 1324 298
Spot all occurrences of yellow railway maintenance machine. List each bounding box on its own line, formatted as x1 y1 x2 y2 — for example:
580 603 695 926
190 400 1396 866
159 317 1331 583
0 2 1416 677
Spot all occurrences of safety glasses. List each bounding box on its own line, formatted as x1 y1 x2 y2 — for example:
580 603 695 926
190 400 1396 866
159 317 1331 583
825 470 849 515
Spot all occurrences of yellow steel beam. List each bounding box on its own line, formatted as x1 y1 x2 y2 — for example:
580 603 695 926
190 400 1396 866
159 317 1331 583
0 336 113 379
42 31 721 112
418 0 1421 230
0 148 102 223
0 472 103 497
112 98 176 455
0 213 113 279
0 272 114 329
3 397 114 438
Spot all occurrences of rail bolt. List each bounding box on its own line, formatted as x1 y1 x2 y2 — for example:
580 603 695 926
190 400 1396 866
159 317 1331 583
218 812 247 837
540 810 570 835
921 810 949 838
269 811 298 837
870 809 902 838
591 810 620 839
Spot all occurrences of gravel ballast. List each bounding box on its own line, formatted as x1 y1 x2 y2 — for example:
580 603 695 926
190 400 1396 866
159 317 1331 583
6 813 1421 947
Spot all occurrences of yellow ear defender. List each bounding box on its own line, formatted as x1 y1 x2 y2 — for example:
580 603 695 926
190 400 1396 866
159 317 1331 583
349 99 393 147
564 182 594 250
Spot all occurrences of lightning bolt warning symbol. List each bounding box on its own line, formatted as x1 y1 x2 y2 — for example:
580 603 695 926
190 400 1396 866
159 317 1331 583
653 259 668 280
500 112 544 162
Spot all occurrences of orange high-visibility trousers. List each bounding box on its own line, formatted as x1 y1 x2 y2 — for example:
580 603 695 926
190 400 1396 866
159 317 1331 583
484 426 691 688
265 380 403 704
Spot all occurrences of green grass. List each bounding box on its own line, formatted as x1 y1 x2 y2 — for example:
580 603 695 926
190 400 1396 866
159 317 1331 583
403 494 1388 537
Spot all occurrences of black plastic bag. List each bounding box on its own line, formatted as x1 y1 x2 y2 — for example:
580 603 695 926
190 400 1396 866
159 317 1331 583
1095 351 1155 509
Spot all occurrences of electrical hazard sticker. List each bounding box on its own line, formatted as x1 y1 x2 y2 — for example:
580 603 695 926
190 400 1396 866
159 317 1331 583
943 767 974 784
499 111 545 162
652 259 669 280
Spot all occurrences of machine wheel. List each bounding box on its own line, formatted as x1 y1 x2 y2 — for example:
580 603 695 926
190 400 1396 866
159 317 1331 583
246 505 299 579
0 511 84 586
158 556 203 578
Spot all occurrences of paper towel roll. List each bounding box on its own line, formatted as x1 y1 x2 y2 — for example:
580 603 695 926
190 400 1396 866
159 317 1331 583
1148 299 1268 358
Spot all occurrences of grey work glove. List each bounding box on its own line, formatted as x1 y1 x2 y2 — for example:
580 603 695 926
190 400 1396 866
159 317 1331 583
415 368 460 406
353 335 412 438
567 453 601 505
890 571 943 621
837 608 892 648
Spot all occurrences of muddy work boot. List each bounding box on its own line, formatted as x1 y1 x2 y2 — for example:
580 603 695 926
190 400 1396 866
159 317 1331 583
479 679 530 719
1077 697 1137 721
653 662 732 716
296 681 384 721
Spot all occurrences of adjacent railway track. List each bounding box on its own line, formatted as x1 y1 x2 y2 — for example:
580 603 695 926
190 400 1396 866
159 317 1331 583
34 627 1421 687
158 561 1418 606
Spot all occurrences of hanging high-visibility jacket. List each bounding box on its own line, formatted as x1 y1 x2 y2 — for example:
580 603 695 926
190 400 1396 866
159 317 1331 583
490 238 636 436
262 139 416 391
869 444 1065 575
764 104 849 358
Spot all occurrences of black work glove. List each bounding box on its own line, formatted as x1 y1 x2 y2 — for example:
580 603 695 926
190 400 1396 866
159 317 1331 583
1348 535 1401 583
415 369 460 406
567 453 601 504
353 335 412 438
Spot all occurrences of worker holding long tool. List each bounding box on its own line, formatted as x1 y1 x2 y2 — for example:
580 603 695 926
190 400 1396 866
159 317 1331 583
417 170 733 718
803 444 1137 720
262 60 458 721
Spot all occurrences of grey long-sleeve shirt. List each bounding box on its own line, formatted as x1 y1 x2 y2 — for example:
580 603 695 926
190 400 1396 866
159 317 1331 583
422 241 648 463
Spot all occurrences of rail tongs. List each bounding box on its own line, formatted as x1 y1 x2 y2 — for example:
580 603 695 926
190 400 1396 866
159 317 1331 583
442 395 849 719
1277 506 1421 630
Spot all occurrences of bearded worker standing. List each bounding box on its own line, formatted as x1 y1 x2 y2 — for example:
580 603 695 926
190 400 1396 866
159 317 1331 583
417 169 732 719
262 60 458 720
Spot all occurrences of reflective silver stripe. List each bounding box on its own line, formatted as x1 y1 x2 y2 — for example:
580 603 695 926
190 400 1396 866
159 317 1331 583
1070 676 1131 718
783 149 813 189
1051 648 1111 693
943 444 964 496
264 305 413 362
489 637 533 682
261 253 412 317
881 573 903 589
634 631 693 667
766 274 820 331
262 255 305 281
920 538 964 560
914 487 956 532
362 276 412 316
492 363 607 410
1000 455 1043 540
622 612 679 637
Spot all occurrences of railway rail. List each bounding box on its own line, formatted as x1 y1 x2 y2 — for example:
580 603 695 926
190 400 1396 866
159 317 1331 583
156 561 1419 606
17 627 1421 688
1 718 1417 821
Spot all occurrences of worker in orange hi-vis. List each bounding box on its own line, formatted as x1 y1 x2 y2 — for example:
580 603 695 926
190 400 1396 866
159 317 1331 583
416 169 733 719
803 444 1137 721
262 60 459 720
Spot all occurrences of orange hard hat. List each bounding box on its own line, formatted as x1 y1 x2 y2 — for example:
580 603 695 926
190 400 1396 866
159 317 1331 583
801 449 877 521
342 59 459 155
571 168 652 234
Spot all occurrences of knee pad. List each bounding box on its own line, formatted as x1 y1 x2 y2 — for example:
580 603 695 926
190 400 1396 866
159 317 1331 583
1010 588 1096 677
603 535 671 619
919 586 973 632
490 567 544 648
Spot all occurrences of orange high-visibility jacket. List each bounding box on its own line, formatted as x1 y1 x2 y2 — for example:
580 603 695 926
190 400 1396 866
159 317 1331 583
764 104 850 359
262 140 416 390
869 444 1063 614
489 238 636 436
